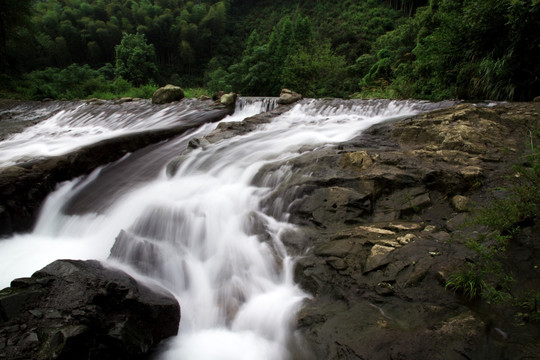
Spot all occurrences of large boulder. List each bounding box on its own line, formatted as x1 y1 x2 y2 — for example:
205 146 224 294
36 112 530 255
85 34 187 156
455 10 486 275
277 88 302 105
0 259 180 360
151 84 184 104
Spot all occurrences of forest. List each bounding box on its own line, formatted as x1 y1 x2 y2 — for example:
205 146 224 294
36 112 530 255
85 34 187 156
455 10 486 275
1 0 539 101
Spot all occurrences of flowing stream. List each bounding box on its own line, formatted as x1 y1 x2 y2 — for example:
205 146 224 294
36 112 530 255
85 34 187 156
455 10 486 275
0 98 449 359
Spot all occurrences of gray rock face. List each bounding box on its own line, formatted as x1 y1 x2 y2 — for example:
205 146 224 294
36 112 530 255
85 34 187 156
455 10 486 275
0 259 180 360
152 84 184 104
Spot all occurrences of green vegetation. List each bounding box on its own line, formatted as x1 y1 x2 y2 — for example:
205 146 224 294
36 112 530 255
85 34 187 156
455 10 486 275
1 0 539 100
445 263 485 300
115 33 158 86
446 125 540 322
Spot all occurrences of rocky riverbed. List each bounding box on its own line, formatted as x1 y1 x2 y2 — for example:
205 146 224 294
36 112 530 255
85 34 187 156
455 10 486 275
0 99 539 359
193 100 540 359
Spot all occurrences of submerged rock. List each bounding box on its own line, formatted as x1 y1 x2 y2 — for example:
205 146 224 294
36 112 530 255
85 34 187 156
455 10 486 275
152 84 184 104
0 259 180 360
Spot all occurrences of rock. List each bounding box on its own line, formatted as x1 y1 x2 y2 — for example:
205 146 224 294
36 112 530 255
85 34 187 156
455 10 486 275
364 244 394 272
151 84 184 104
212 91 225 101
220 92 237 106
340 151 373 170
397 233 416 245
315 240 354 257
326 257 348 270
533 96 540 102
115 97 133 104
88 99 107 105
451 195 470 212
0 260 180 360
277 89 302 105
198 95 212 101
446 213 469 232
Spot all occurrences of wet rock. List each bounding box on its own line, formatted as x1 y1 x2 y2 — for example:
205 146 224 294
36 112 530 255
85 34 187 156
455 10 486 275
0 260 180 360
152 84 184 104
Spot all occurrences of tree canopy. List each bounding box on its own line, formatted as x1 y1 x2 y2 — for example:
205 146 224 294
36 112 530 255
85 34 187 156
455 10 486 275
1 0 539 101
115 32 158 86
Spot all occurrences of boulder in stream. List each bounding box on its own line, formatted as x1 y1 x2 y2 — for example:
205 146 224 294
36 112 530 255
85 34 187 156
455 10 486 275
0 259 180 360
152 84 184 104
277 88 302 105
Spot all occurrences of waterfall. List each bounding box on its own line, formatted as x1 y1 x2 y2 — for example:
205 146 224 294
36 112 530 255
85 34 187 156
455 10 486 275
0 98 444 359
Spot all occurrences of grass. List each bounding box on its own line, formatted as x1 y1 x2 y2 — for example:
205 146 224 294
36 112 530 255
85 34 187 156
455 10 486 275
0 69 212 101
445 263 485 300
88 83 158 100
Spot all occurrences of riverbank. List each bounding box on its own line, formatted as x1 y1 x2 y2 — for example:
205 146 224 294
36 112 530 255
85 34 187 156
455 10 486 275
190 100 540 359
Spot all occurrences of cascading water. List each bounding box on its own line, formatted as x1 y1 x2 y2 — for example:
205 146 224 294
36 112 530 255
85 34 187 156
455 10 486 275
0 98 447 359
0 99 217 167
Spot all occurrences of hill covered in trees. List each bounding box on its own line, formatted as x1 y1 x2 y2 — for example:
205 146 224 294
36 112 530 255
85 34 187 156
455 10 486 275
1 0 539 100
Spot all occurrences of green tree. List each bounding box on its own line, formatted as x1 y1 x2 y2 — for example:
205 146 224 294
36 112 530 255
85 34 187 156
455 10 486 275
281 43 347 97
114 32 158 86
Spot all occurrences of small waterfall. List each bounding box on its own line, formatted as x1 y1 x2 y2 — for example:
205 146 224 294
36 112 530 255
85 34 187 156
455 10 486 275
236 97 279 113
0 99 209 167
0 98 448 359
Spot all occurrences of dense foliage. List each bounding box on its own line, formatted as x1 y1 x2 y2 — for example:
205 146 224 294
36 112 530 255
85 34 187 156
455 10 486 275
1 0 539 100
362 0 540 100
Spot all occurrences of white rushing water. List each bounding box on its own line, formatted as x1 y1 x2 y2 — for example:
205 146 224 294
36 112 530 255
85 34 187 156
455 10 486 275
0 99 210 167
0 98 434 359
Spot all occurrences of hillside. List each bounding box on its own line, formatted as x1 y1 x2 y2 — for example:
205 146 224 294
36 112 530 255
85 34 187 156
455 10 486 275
1 0 539 100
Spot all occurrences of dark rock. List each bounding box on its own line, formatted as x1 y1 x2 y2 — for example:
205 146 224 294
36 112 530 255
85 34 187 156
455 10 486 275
0 259 180 360
151 84 184 104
